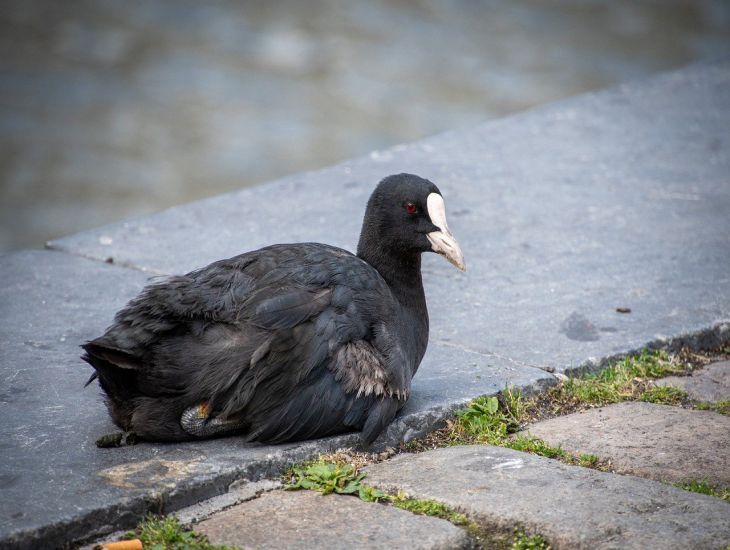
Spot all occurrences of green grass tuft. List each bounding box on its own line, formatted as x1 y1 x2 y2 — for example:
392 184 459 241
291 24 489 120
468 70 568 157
712 400 729 415
504 435 567 459
696 400 730 415
676 479 730 502
554 350 688 408
512 529 551 549
125 515 233 550
578 453 600 468
639 385 688 405
501 386 527 422
392 496 469 526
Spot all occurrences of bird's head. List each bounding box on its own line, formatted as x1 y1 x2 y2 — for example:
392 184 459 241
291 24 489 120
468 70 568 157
358 173 465 271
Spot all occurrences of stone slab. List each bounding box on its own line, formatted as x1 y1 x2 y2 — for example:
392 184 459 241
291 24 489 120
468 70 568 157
174 479 281 525
523 402 730 485
195 489 469 549
50 61 730 373
656 360 730 403
0 250 551 549
365 445 730 550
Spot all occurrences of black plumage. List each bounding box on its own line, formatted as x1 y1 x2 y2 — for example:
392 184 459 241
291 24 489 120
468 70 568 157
83 173 464 446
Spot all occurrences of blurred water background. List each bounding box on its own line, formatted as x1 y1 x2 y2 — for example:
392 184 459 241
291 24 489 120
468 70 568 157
1 0 729 253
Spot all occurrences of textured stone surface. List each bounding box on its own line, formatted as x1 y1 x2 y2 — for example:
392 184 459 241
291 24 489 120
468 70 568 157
365 446 730 550
0 250 550 549
50 61 730 374
656 360 730 403
174 479 281 525
195 489 469 549
524 402 730 485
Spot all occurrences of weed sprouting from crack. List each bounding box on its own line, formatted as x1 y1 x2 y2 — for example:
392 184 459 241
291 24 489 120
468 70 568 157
512 529 551 549
695 400 730 416
674 479 730 503
283 453 391 502
537 349 692 417
391 493 470 525
119 514 234 550
639 385 690 405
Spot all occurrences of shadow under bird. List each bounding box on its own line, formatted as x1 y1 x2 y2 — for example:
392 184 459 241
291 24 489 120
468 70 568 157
82 173 465 447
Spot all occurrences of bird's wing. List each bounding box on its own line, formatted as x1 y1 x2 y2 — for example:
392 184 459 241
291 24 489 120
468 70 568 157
83 245 338 386
210 251 412 444
82 252 258 367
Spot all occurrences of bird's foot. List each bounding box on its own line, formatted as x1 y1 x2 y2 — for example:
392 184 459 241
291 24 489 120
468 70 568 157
96 431 139 448
180 401 245 438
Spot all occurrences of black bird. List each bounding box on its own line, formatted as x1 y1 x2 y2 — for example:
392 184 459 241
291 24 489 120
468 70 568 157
83 173 465 447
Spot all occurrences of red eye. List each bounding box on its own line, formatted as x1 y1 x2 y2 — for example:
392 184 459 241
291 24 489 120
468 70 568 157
405 202 417 214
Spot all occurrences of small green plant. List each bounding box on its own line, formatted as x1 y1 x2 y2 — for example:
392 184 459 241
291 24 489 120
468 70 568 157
501 386 527 421
578 453 600 467
505 435 567 459
675 479 730 502
561 376 622 405
124 515 232 550
358 484 390 503
555 350 687 408
627 349 685 378
454 395 521 443
392 495 469 526
512 529 551 549
456 396 517 440
639 385 688 405
285 460 387 502
696 400 730 415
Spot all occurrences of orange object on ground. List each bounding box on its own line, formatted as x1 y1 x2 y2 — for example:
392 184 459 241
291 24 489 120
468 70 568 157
95 539 143 550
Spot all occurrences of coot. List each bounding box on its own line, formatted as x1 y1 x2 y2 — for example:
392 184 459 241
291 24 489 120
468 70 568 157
83 173 464 447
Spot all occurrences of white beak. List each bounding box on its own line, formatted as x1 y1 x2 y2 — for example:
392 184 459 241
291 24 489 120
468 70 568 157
426 193 466 271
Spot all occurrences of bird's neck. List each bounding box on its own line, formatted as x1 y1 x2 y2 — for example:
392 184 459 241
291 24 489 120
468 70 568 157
356 242 426 310
357 242 430 378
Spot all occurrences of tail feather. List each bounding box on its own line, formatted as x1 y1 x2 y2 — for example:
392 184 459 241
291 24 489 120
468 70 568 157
82 341 142 371
81 342 140 403
360 397 400 447
83 371 98 388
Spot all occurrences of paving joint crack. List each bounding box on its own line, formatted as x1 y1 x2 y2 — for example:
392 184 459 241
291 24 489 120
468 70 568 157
434 339 552 374
45 242 170 276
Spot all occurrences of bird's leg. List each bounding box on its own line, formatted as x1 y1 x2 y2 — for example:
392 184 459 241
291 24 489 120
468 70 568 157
95 430 139 448
180 400 246 438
